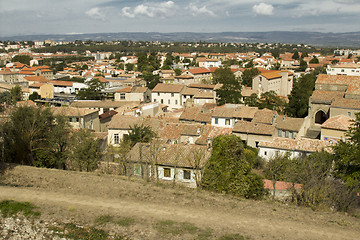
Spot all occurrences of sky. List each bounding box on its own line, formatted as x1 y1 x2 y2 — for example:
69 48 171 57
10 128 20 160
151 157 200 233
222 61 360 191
1 0 360 37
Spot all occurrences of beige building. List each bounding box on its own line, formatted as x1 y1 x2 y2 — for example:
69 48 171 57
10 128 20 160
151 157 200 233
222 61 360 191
52 107 100 132
151 83 185 110
321 115 352 142
232 120 276 148
0 71 19 83
252 70 293 97
114 86 151 102
29 83 54 98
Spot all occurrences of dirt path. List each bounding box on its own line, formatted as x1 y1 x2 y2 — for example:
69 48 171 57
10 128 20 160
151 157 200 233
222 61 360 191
1 165 360 239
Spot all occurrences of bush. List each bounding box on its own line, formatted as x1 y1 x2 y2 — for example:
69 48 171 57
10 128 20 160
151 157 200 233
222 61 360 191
201 135 265 199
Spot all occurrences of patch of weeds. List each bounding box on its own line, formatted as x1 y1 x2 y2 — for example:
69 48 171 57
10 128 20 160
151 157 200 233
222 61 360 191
95 214 114 225
56 223 108 240
218 233 247 240
196 227 213 240
0 200 40 218
116 217 136 227
155 220 199 236
67 206 76 212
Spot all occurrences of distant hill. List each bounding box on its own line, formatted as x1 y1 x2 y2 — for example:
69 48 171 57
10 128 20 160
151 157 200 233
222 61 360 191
2 31 360 47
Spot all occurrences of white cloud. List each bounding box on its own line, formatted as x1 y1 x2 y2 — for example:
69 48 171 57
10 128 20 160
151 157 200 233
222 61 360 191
86 7 106 21
121 1 176 18
188 3 216 17
252 3 274 16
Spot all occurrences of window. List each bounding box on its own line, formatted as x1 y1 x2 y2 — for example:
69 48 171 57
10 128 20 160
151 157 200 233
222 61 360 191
164 168 171 178
215 118 218 124
348 112 351 117
161 99 164 104
171 93 174 97
175 100 178 105
278 130 282 137
120 93 125 100
264 151 267 156
168 99 170 104
183 170 191 180
134 164 141 176
291 132 295 139
225 119 230 125
255 141 259 148
285 131 289 138
157 92 160 96
154 99 157 102
113 134 119 144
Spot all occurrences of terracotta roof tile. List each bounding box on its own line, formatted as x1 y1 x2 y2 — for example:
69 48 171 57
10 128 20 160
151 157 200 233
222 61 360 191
276 116 305 132
321 115 352 131
259 137 333 152
152 83 185 93
233 120 275 135
330 98 360 109
253 109 276 125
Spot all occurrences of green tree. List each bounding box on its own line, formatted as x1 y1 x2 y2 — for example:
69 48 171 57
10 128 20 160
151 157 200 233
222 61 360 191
302 52 308 58
124 124 156 148
286 152 356 211
0 91 12 111
212 68 242 105
264 153 291 198
309 57 319 64
241 68 260 87
244 93 259 107
68 129 102 172
292 51 300 60
258 91 286 113
10 85 22 103
12 55 31 65
2 106 58 166
202 135 265 199
174 68 181 76
76 78 105 100
286 73 316 118
29 92 41 101
333 113 360 190
298 59 308 72
125 63 134 71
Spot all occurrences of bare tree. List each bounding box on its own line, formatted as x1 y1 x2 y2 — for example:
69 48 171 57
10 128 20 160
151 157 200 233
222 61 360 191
186 146 208 187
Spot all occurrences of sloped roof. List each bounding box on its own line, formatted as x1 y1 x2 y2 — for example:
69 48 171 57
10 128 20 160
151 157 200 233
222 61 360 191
311 90 344 102
152 83 185 93
316 74 360 86
258 137 333 152
194 91 214 99
108 115 164 132
261 71 282 80
276 116 305 132
233 120 275 136
182 87 199 95
127 143 210 168
321 115 352 131
179 106 202 121
99 110 118 120
188 83 216 89
187 67 211 75
52 106 98 117
71 100 139 109
212 105 257 119
24 76 48 82
330 98 360 109
159 123 184 140
49 80 74 87
253 108 275 125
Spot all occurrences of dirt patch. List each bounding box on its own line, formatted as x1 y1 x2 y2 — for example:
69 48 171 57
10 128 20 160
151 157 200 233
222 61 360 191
0 164 360 239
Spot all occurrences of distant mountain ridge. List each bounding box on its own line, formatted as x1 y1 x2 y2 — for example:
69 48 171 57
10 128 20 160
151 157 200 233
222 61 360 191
2 31 360 47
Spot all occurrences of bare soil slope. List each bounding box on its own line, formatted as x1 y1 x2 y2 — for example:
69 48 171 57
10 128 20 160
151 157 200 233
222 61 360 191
0 164 359 239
